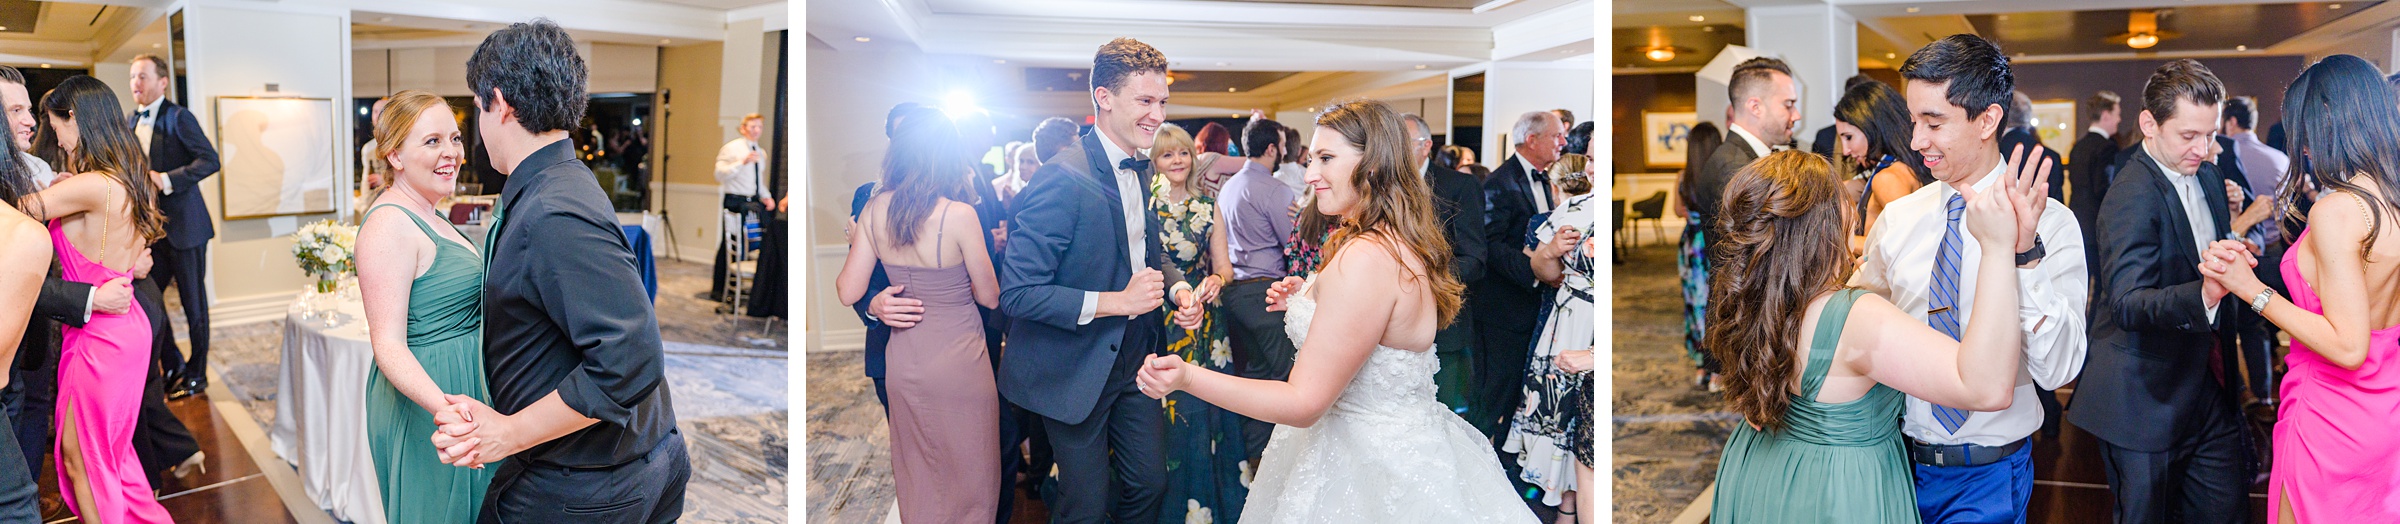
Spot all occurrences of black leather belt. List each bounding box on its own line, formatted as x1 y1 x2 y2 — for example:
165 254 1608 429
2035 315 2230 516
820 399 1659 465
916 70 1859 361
1906 437 2027 468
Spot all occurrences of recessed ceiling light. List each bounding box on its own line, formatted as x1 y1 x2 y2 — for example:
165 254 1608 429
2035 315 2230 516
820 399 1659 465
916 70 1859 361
1230 113 1241 118
1998 14 2009 20
378 17 392 23
854 36 871 42
660 39 672 45
1886 52 1897 59
1702 26 1715 32
1415 64 1428 70
2236 44 2248 51
1227 88 1236 92
1906 6 1920 13
0 26 8 31
38 64 49 69
1688 15 1705 22
2332 3 2344 9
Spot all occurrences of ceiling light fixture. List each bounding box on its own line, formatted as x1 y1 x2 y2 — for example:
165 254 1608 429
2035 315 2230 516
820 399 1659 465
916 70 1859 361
2236 44 2248 51
378 17 392 23
1906 6 1920 13
854 36 871 42
2332 3 2344 9
2127 32 2159 49
2114 11 2176 50
660 39 672 45
1689 15 1705 22
1885 52 1897 59
1227 87 1236 92
1415 64 1428 70
1645 47 1677 62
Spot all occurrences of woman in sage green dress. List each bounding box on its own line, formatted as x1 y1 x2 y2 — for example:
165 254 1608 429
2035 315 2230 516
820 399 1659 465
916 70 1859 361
354 90 493 523
1703 151 2034 522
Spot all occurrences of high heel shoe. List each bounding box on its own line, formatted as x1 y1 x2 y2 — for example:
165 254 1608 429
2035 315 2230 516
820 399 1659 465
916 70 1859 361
170 451 207 479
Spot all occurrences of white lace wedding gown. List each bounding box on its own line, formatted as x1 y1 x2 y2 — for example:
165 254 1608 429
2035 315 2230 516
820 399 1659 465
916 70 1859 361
1241 280 1540 523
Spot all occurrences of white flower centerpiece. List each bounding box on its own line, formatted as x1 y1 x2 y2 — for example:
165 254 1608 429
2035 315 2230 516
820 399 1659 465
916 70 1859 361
291 219 358 294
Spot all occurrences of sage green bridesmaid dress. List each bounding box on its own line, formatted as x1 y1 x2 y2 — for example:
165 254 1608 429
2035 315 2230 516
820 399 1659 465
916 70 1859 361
362 204 496 523
1711 288 1916 523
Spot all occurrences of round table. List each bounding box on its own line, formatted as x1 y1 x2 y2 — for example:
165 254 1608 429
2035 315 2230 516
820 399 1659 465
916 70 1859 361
270 289 387 524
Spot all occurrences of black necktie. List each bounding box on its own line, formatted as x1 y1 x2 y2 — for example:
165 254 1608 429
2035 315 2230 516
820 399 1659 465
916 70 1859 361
1118 157 1151 174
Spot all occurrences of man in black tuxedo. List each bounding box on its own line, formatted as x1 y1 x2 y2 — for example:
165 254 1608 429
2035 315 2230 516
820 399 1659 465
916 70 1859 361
127 54 221 400
2067 59 2251 524
431 20 687 523
1999 91 2067 202
997 37 1170 523
1470 109 1565 438
1403 113 1486 415
2068 90 2124 278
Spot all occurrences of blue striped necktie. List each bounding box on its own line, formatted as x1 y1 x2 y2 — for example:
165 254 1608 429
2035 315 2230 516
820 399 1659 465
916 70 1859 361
1928 193 1971 433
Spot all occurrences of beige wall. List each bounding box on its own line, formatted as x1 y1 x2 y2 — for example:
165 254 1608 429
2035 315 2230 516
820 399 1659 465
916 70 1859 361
352 43 660 98
655 41 725 262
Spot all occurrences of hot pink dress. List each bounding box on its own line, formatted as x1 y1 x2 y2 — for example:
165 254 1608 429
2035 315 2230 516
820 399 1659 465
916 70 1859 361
2268 228 2400 522
48 220 172 523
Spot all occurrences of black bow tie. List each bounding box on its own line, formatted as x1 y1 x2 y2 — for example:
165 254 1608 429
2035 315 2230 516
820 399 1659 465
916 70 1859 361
1530 169 1549 183
1118 157 1151 174
135 110 150 120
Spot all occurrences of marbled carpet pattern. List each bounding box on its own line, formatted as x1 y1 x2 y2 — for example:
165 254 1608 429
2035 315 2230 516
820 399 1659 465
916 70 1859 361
173 259 788 523
1613 233 1737 524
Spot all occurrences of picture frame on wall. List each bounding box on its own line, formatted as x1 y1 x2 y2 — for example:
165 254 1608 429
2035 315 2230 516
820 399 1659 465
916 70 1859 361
215 96 340 220
1643 111 1700 169
2030 99 2078 158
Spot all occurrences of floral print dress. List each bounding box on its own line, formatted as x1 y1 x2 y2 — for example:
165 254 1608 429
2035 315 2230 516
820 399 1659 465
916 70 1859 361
1151 176 1249 523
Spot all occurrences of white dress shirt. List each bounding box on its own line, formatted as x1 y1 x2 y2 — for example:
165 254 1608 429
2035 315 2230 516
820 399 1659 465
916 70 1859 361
1076 133 1150 325
1274 161 1308 194
1850 159 2091 447
20 151 54 190
713 137 772 202
2146 149 2223 320
1517 154 1552 213
1727 122 1773 159
132 97 175 196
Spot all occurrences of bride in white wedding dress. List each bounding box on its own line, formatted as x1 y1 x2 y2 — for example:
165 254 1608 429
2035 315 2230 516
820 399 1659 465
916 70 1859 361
1137 100 1539 523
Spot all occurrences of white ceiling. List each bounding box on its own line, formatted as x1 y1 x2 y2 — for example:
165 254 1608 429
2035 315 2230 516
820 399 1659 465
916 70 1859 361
809 0 1595 72
1616 0 2400 67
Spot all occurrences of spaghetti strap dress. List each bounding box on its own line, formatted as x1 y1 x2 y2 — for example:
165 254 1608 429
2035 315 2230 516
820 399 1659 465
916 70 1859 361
2265 227 2400 522
362 204 496 523
49 218 173 523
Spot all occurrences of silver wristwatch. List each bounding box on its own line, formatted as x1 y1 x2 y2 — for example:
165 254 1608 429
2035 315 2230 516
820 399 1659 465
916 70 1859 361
2248 288 2276 313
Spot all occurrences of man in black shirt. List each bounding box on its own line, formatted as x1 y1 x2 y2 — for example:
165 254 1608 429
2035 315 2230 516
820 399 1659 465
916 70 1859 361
430 19 687 523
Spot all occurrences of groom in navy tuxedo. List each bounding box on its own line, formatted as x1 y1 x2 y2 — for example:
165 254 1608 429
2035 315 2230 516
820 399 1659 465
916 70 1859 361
998 37 1172 523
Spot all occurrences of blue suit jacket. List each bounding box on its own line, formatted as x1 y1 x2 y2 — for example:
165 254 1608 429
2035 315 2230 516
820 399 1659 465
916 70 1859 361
997 130 1166 425
133 99 220 249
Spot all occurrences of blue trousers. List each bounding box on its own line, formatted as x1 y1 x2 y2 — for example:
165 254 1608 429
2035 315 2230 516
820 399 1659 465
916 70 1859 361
1913 444 2033 524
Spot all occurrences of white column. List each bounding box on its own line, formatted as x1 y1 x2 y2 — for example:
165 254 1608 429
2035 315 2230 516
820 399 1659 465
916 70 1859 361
1746 4 1856 152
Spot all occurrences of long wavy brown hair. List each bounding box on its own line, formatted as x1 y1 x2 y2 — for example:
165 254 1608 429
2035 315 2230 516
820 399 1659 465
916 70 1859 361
1312 99 1464 327
1705 150 1855 431
33 75 165 243
877 109 975 249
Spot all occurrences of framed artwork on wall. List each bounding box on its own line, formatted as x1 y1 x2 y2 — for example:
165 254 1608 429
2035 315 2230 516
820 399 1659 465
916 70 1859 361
1643 111 1700 169
216 96 340 220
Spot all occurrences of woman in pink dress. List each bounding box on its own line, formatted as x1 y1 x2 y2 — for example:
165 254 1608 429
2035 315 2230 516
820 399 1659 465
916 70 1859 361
25 76 173 523
2198 55 2400 524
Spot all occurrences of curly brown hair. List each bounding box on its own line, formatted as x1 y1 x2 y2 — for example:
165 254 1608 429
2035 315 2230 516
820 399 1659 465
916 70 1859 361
1091 38 1167 95
1704 150 1855 431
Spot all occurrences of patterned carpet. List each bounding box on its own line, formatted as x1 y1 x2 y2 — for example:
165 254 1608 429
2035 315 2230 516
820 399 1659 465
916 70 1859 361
1612 231 1737 524
172 258 789 523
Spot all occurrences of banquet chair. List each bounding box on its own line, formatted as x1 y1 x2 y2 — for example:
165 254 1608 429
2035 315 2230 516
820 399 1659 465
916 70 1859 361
719 209 763 314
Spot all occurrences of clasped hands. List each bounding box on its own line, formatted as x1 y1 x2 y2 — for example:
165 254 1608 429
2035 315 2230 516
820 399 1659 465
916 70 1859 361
2197 238 2265 307
429 395 514 469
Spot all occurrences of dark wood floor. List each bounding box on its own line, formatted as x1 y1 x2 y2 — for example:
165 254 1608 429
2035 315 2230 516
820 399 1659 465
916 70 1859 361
34 392 301 524
2024 387 2272 524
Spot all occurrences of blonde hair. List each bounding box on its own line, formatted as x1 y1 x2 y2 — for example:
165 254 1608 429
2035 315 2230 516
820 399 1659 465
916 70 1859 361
371 90 455 195
1548 153 1592 195
1151 123 1204 197
742 113 764 125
